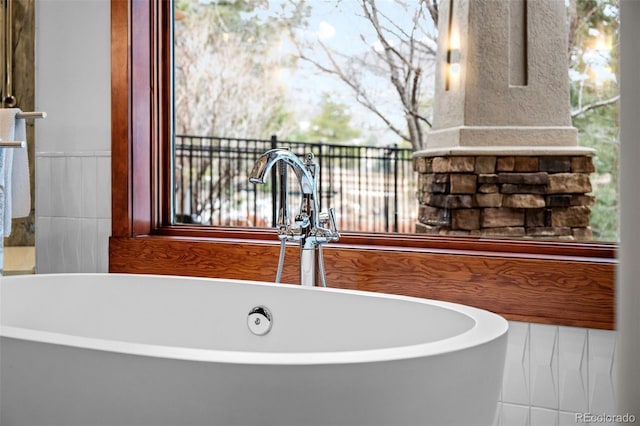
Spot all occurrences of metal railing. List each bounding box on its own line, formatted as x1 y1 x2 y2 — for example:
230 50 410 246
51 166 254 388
174 135 417 233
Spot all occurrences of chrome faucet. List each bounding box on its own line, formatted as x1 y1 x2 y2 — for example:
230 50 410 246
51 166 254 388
249 148 340 287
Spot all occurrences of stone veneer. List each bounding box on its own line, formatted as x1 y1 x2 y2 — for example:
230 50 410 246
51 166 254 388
413 154 595 239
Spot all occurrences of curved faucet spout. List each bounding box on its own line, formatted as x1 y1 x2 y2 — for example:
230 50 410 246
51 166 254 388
249 148 339 287
249 148 315 195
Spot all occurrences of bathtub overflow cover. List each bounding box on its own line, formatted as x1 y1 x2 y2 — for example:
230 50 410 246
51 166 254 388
247 306 273 336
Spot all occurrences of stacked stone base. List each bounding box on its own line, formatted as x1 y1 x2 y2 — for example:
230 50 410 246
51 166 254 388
413 155 595 240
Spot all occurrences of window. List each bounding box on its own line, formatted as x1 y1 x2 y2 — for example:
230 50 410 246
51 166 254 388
171 1 620 242
172 1 430 233
110 0 615 330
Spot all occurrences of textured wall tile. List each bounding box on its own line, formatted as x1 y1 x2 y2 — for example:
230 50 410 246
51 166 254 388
50 216 67 273
80 218 98 272
35 153 111 273
81 156 98 218
35 156 52 217
530 324 559 409
62 217 82 272
531 407 558 426
97 218 111 273
503 322 530 405
96 155 111 219
500 403 530 426
43 217 66 273
64 157 83 217
50 157 67 217
588 329 617 415
559 411 580 426
34 216 50 273
559 326 589 413
38 216 77 273
494 403 502 426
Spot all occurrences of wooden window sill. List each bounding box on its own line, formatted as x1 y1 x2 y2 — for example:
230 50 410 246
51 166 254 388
110 231 615 330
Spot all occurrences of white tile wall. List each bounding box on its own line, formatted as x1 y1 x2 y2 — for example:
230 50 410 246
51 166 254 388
559 326 589 413
496 321 618 426
35 152 111 274
35 0 111 274
502 321 530 406
530 324 559 410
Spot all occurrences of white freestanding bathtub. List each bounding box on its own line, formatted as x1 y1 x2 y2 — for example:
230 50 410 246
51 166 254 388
1 273 508 426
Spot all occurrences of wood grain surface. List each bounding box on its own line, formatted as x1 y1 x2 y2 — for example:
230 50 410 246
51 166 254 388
110 236 614 329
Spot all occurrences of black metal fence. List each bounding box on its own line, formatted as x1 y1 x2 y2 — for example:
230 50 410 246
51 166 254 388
174 135 417 233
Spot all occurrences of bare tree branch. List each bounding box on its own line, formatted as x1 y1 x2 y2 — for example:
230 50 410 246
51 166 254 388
425 0 438 25
359 0 433 149
305 40 414 142
571 95 620 118
286 0 436 151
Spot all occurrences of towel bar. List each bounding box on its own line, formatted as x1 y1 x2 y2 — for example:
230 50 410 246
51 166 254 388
0 110 45 148
0 141 25 148
15 111 46 119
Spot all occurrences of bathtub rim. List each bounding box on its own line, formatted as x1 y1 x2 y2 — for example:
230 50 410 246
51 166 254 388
1 273 509 366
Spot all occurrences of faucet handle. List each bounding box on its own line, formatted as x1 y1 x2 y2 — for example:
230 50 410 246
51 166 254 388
293 214 310 230
318 207 340 242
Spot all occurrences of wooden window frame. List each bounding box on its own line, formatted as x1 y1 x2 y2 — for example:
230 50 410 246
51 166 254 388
109 0 615 330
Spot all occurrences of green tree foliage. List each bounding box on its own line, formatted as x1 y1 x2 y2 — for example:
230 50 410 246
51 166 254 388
568 0 619 240
291 93 361 143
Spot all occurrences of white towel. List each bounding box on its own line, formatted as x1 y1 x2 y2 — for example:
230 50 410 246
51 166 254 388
0 108 31 237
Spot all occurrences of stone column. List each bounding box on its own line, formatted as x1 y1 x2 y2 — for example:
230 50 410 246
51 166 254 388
413 0 595 239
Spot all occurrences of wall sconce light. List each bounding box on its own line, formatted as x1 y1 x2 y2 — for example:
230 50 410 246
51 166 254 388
447 49 461 76
445 48 461 90
444 9 460 91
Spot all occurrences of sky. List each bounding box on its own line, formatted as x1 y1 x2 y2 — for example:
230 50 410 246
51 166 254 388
251 0 437 145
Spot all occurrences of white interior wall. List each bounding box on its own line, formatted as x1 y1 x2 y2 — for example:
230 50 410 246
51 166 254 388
32 1 633 423
34 0 111 273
